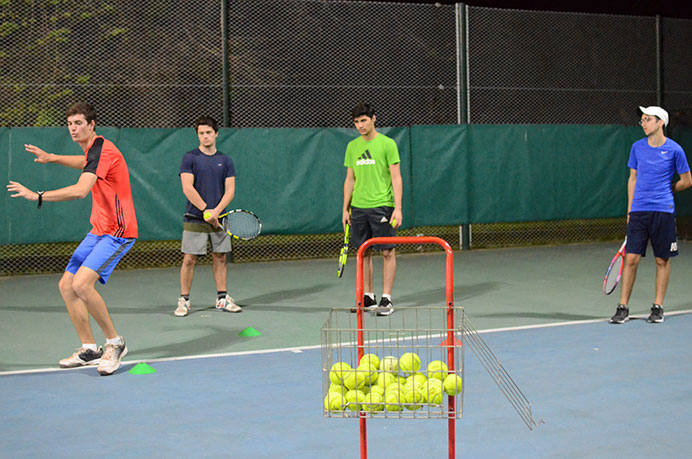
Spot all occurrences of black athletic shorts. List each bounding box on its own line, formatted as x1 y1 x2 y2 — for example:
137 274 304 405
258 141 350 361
626 211 679 258
350 206 396 251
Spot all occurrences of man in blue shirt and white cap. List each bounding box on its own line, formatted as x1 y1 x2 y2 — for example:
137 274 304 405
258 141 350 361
611 106 692 324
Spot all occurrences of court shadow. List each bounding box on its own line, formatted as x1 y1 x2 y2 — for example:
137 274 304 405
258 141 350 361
397 282 501 306
130 325 249 359
475 311 603 321
0 305 66 313
0 304 181 315
231 304 330 313
238 283 332 306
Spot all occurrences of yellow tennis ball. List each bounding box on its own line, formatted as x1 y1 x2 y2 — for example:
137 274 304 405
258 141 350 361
390 218 397 227
345 389 366 411
362 392 384 412
425 378 444 396
384 390 402 411
343 369 367 390
329 383 347 396
406 373 427 389
443 374 463 396
368 385 385 398
427 388 444 405
427 360 449 381
357 362 379 386
404 386 425 410
359 353 380 370
324 392 346 411
329 362 351 385
381 355 398 374
203 211 211 219
386 381 405 396
375 371 395 389
399 352 421 376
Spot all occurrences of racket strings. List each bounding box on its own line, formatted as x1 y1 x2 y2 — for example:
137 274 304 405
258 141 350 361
604 256 623 293
224 212 261 239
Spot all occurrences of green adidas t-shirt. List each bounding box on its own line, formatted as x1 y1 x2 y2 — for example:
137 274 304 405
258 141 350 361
344 133 400 208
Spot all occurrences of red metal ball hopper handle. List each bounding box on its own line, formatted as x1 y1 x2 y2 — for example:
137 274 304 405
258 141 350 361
355 236 456 459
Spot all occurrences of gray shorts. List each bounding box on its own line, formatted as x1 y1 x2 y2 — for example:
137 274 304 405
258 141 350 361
181 221 232 255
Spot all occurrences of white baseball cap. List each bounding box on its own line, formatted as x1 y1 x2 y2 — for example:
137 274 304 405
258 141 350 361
639 106 669 127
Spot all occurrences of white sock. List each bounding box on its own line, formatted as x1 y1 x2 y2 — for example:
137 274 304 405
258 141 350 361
106 336 123 346
365 293 375 300
382 294 392 300
82 343 98 351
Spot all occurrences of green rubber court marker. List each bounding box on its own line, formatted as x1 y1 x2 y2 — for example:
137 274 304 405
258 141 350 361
128 362 157 375
239 326 261 337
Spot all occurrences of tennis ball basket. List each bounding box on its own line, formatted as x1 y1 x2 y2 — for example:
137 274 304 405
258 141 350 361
321 237 540 459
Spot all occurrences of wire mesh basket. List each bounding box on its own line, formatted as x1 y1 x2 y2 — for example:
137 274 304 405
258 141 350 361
321 306 464 419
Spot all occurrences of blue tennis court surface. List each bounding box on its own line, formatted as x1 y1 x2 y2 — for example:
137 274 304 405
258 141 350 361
2 312 691 458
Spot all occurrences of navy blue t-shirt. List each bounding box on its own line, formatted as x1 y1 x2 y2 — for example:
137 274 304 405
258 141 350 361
180 148 236 218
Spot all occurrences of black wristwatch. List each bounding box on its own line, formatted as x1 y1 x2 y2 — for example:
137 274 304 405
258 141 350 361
37 191 44 209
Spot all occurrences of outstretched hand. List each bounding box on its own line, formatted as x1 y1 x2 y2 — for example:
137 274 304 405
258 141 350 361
7 181 36 201
24 144 52 163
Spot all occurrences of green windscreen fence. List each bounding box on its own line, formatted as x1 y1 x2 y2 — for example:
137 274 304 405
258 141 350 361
2 124 691 246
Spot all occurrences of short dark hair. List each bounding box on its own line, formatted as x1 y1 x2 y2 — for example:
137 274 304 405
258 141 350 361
351 102 375 119
66 102 96 124
194 115 218 133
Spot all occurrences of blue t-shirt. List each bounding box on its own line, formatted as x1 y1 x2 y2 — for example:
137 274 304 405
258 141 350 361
628 138 690 213
180 148 236 218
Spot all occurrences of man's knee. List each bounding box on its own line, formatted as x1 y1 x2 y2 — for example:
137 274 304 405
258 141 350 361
182 254 197 268
58 274 75 296
382 248 396 260
655 257 670 268
71 275 95 299
211 252 226 262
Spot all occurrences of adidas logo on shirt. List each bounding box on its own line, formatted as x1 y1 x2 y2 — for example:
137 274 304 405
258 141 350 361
356 149 376 166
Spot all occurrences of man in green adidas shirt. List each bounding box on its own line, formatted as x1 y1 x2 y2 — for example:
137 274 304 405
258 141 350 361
342 102 403 316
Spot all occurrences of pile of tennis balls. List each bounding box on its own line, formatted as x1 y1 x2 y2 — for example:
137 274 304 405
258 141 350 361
324 352 462 413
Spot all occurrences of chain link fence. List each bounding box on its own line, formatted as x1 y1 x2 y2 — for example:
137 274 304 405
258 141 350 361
1 1 690 276
466 7 658 125
226 0 457 127
0 0 222 128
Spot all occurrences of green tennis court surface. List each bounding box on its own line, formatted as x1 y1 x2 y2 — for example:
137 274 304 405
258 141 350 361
2 241 692 371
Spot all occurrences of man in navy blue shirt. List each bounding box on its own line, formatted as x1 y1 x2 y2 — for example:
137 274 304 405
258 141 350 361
175 116 241 317
611 106 692 324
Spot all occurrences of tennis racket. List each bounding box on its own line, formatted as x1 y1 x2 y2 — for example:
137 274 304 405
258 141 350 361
337 223 350 278
185 210 262 240
603 237 627 295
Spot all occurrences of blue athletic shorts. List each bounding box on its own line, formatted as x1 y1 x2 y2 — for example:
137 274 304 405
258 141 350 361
626 211 678 259
65 233 136 284
351 206 396 251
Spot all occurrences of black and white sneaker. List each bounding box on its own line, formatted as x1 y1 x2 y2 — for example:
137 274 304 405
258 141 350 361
376 297 394 316
351 295 377 313
58 347 103 368
609 304 629 324
647 304 664 323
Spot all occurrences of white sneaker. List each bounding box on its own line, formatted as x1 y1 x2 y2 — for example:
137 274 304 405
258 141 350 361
175 297 190 317
58 346 103 368
215 295 242 313
97 338 128 376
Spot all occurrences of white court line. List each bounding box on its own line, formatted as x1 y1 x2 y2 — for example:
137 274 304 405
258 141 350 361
2 309 690 377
